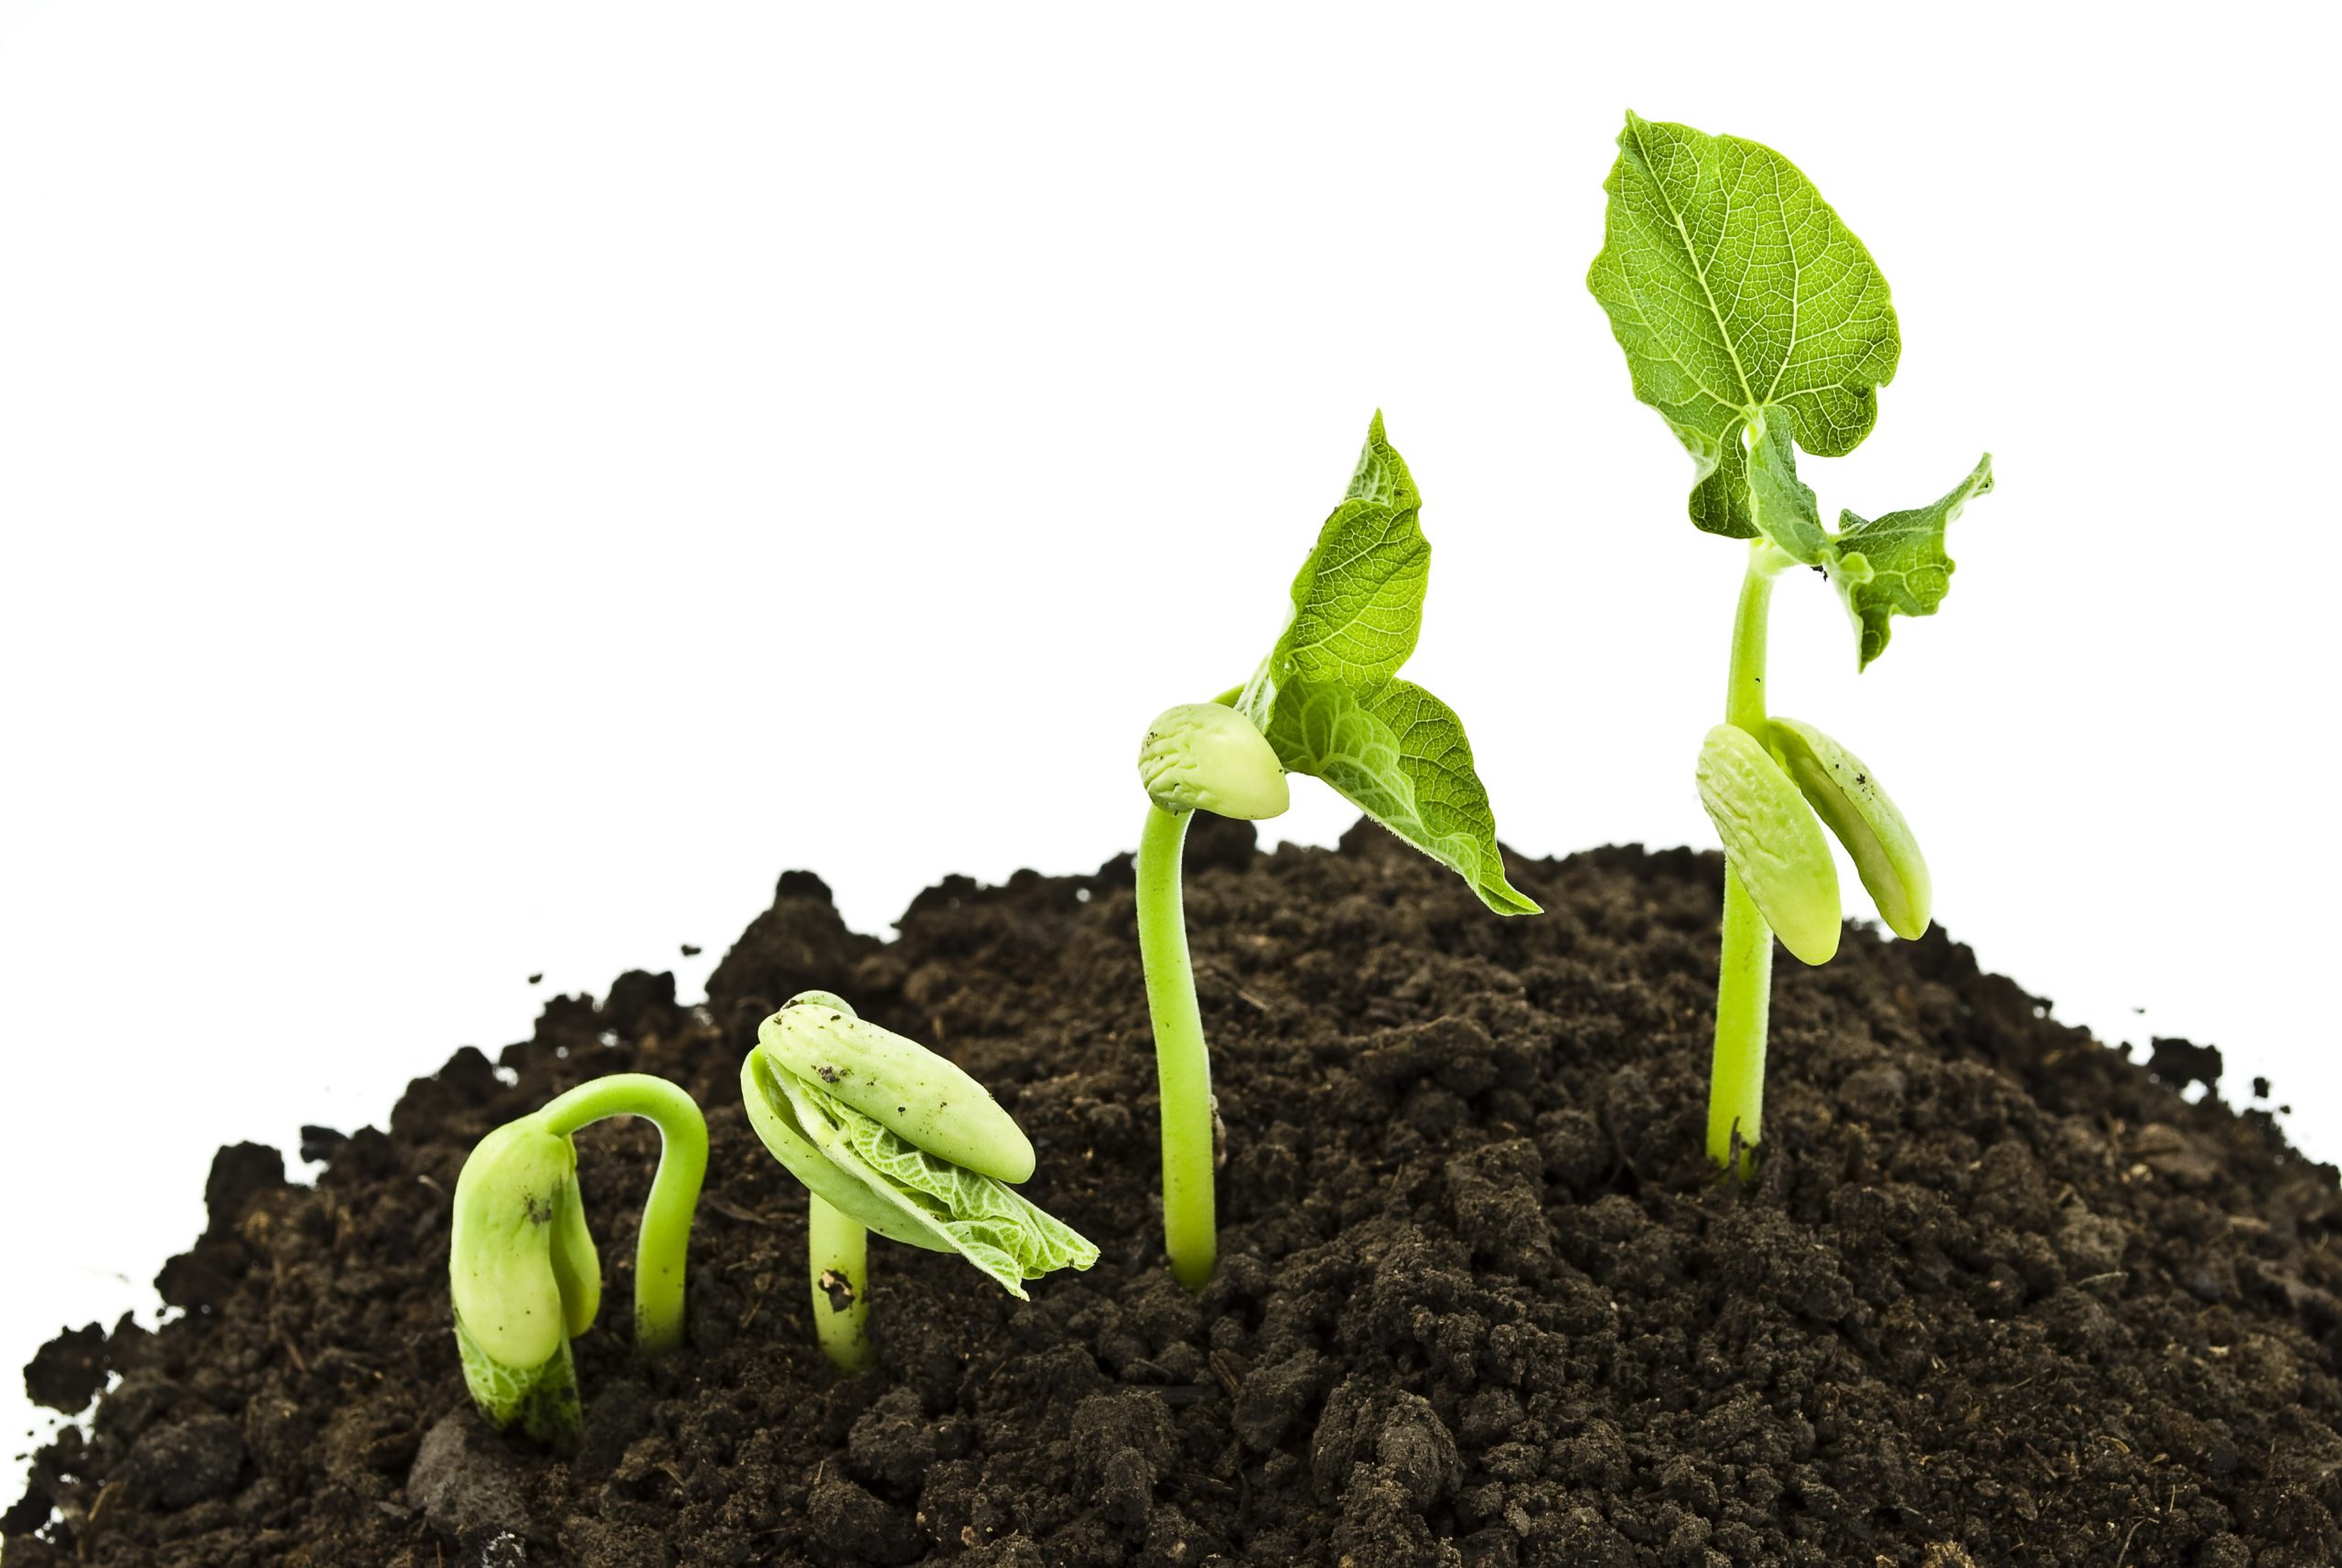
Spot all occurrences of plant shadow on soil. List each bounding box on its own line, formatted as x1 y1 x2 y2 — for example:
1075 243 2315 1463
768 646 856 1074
10 824 2341 1567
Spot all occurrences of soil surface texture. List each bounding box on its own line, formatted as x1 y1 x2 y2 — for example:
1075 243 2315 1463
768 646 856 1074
12 828 2341 1567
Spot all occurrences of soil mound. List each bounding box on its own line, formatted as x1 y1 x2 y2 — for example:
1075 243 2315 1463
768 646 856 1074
11 829 2338 1566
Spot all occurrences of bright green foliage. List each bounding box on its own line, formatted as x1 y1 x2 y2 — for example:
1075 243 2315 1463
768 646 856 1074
1588 111 1899 539
742 994 1097 1304
1834 455 1996 668
1587 110 1994 1171
1237 413 1537 915
1589 110 1993 671
800 1077 1097 1295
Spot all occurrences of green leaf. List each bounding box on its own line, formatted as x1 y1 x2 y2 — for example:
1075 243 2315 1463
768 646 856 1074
1343 408 1421 509
785 1072 1100 1301
456 1316 582 1452
1745 413 1829 564
1235 414 1536 918
1587 111 1900 534
1690 435 1754 538
1831 453 1994 668
1266 414 1430 693
1260 678 1540 916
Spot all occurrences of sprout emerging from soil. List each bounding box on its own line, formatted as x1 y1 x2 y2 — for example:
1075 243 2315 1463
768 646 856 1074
741 991 1098 1371
1138 413 1538 1291
448 1073 707 1450
1587 111 1994 1172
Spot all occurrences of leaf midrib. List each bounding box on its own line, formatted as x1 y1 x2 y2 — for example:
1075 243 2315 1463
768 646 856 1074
1629 115 1759 423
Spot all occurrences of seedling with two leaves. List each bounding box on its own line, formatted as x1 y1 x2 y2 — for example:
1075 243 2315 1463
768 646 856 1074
1587 111 1995 1172
1136 414 1538 1289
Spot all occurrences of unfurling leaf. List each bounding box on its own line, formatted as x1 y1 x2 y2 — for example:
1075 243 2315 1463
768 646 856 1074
1745 413 1830 564
798 1079 1100 1298
1588 111 1900 535
456 1316 582 1449
1831 454 1994 668
743 998 1098 1302
1238 413 1538 916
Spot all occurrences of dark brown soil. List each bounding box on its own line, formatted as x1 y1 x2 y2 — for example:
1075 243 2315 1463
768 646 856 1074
11 828 2341 1567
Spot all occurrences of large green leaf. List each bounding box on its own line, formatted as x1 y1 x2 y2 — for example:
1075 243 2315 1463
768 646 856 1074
1833 454 1995 668
1587 112 1900 535
1236 415 1538 917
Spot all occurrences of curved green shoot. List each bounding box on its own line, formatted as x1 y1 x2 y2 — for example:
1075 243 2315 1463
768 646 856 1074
1586 111 1994 1172
740 991 1097 1371
448 1072 707 1450
1137 413 1539 1290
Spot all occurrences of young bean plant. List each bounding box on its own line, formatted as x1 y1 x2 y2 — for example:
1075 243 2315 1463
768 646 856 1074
741 991 1098 1371
1586 112 1995 1172
1138 413 1539 1290
448 1073 708 1450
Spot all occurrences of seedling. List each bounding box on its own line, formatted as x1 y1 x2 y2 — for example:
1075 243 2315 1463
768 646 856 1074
1138 413 1539 1289
1587 112 1995 1172
448 1073 707 1450
741 990 1098 1371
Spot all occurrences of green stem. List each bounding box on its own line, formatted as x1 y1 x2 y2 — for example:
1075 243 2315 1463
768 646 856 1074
1137 800 1215 1291
539 1072 707 1354
808 1195 874 1372
1710 542 1787 1173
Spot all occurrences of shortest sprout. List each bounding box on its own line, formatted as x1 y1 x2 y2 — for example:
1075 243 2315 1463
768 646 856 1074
742 992 1097 1371
1139 703 1291 821
449 1073 707 1452
1696 724 1842 966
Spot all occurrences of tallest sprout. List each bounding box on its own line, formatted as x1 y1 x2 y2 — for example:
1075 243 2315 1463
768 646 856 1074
1137 414 1538 1290
1587 111 1994 1170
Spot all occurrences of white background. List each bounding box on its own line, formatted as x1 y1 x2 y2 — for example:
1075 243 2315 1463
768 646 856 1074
2 1 2333 1488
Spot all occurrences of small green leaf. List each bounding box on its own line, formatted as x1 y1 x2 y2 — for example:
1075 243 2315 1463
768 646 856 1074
1690 435 1754 539
1745 413 1829 564
456 1316 583 1452
1236 414 1536 918
1831 453 1994 668
785 1072 1100 1300
1266 416 1431 693
1261 678 1540 916
1343 409 1421 509
1587 111 1900 534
